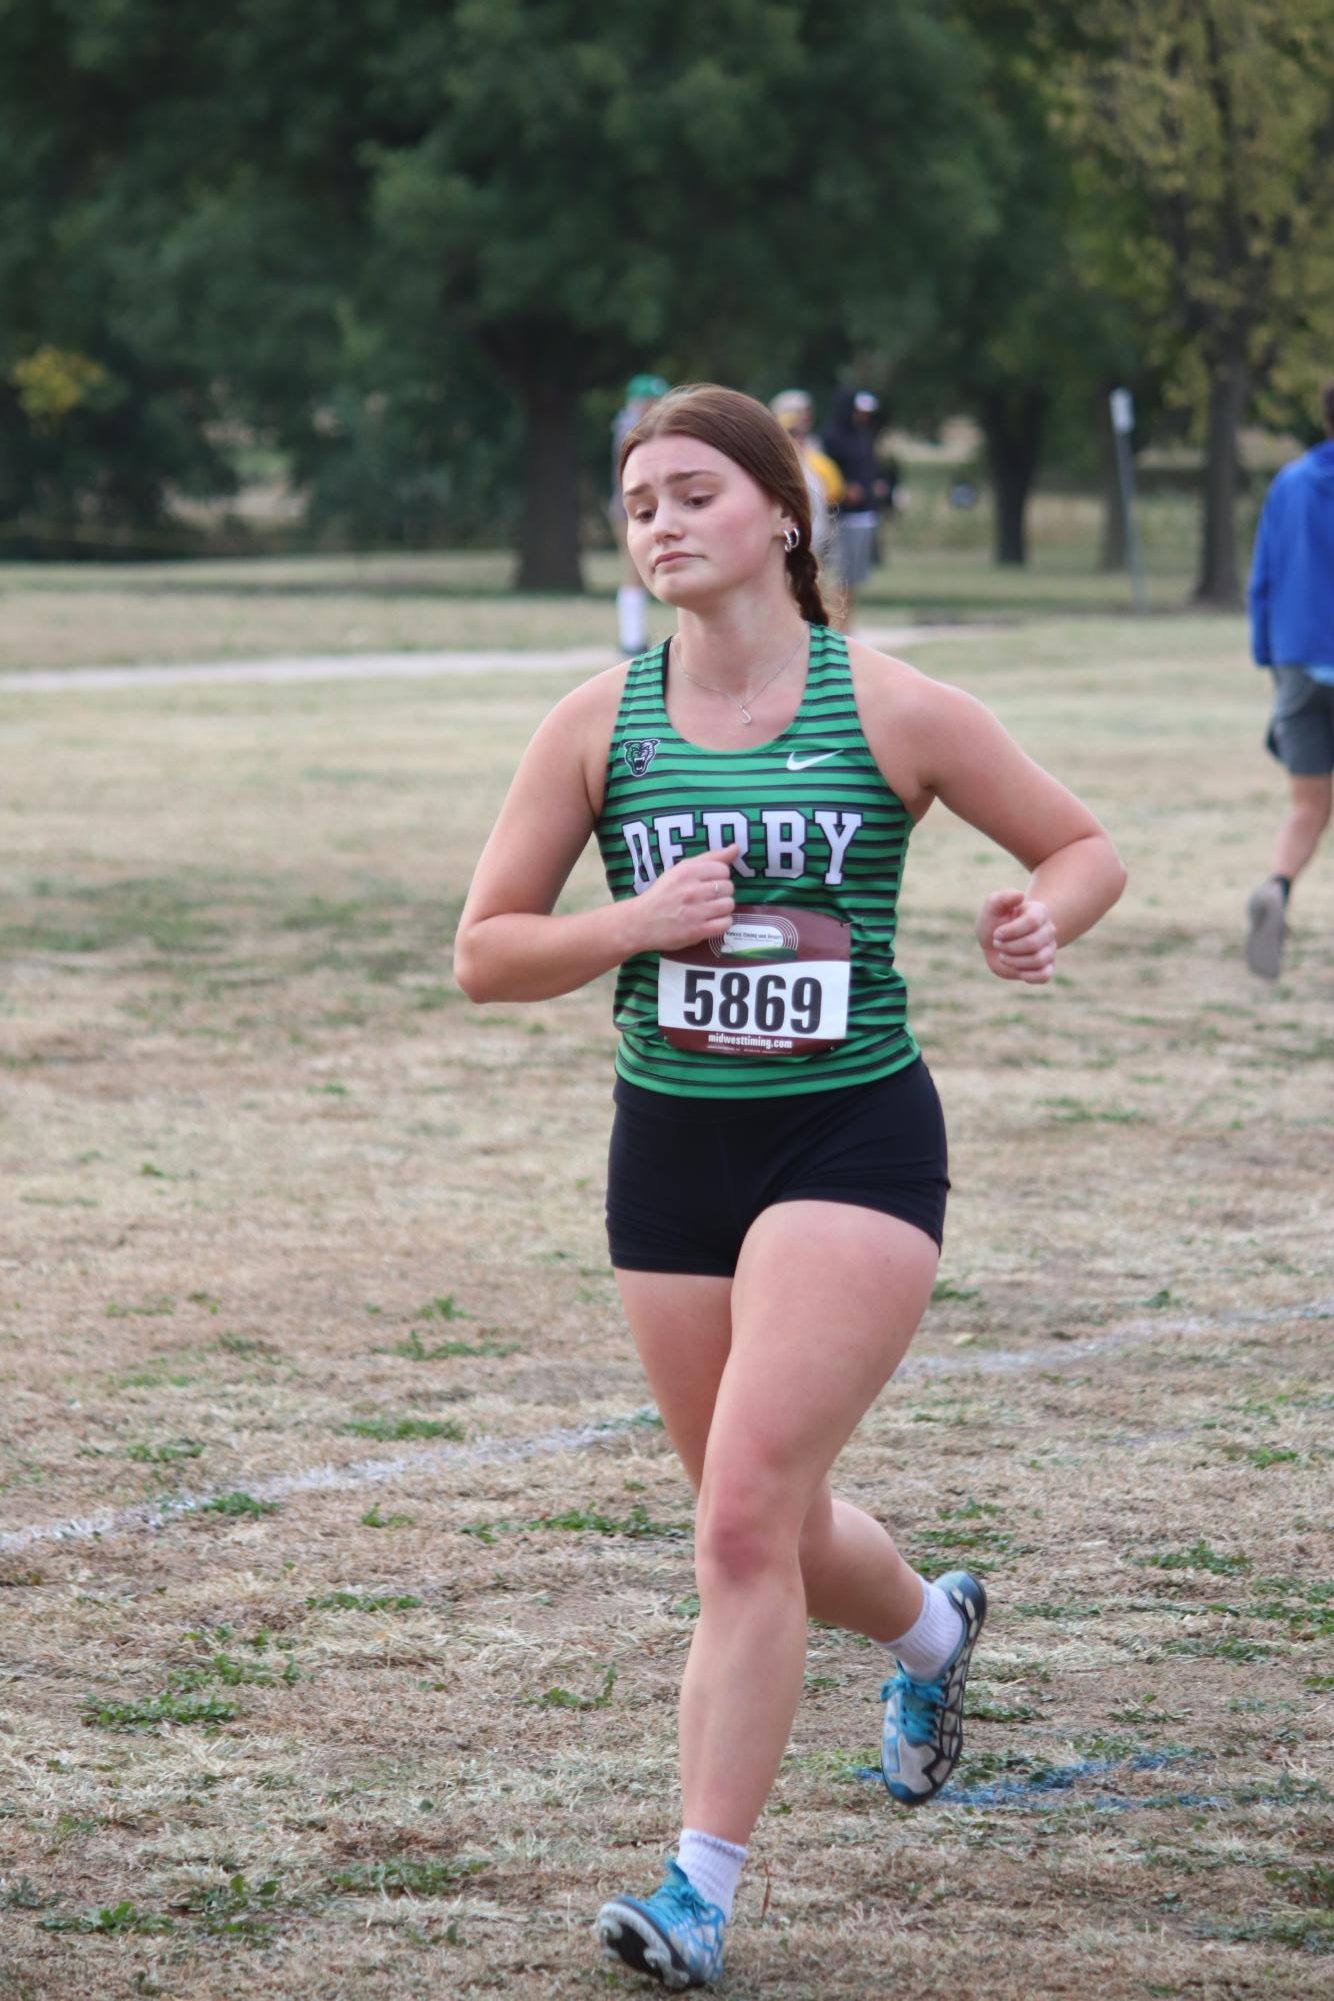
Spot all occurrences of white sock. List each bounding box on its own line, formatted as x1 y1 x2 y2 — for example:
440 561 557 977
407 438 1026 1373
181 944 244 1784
882 1577 964 1681
677 1828 746 1921
616 585 648 654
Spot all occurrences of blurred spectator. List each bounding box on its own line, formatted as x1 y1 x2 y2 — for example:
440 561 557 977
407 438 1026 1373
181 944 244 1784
611 373 670 654
770 389 844 565
824 387 899 629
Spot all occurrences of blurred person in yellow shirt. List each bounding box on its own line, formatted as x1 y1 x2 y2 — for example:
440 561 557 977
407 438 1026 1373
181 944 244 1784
770 390 844 575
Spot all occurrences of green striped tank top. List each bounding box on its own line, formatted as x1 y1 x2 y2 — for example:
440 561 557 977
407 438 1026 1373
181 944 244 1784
594 625 919 1099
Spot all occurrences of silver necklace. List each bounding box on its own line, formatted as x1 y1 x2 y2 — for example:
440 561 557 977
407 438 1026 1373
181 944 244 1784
671 626 808 725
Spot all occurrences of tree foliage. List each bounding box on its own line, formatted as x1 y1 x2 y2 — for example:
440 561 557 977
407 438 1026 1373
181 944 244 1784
361 0 1001 585
2 0 1329 585
0 0 240 546
1058 0 1334 602
0 0 1003 578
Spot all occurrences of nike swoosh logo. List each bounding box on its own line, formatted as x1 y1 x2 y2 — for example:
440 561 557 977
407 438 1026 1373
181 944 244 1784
786 751 840 771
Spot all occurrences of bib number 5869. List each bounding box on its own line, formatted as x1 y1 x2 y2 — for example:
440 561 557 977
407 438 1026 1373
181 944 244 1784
681 967 823 1036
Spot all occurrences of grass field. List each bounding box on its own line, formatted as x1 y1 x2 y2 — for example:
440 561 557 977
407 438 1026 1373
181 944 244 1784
0 497 1215 674
1 584 1331 1999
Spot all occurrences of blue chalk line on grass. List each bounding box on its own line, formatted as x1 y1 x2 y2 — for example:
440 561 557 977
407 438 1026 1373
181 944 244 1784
854 1748 1226 1810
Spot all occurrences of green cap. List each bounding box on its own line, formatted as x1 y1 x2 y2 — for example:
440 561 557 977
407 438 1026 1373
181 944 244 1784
626 373 670 400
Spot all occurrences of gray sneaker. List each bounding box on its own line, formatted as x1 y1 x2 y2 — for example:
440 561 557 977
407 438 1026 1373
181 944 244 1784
1246 877 1286 979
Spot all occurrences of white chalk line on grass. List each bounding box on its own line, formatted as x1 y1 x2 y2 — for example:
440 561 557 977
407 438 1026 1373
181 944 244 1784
0 626 986 696
0 1411 656 1556
2 1295 1328 1556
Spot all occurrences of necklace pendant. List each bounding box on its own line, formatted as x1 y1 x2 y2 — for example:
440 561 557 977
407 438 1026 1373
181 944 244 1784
739 706 753 725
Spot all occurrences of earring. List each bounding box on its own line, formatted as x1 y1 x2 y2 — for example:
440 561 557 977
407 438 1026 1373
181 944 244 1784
782 525 800 552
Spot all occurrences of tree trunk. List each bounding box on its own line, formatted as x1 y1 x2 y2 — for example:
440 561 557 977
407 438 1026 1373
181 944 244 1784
514 373 584 592
980 386 1046 567
1194 355 1248 608
1098 392 1127 573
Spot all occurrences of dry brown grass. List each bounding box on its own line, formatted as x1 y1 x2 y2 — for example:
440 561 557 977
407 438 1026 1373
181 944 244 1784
0 537 1201 675
1 611 1331 1999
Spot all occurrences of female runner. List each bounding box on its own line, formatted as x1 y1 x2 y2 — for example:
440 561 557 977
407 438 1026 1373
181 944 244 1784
454 385 1126 1991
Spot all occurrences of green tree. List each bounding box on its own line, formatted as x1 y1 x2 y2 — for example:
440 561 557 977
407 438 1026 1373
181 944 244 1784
883 1 1151 570
365 0 999 588
921 91 1099 569
0 0 245 547
0 1 1000 582
0 2 443 547
1061 0 1334 605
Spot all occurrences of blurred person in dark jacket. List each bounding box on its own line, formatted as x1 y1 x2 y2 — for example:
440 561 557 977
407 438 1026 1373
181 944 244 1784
824 388 899 630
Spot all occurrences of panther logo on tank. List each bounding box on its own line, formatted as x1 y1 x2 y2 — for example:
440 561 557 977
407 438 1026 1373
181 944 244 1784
622 738 660 778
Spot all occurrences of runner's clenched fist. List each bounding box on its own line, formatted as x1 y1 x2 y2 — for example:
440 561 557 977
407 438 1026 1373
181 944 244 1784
629 843 740 953
976 887 1057 984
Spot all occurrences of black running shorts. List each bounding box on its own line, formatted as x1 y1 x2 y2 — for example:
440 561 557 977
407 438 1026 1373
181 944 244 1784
606 1059 949 1277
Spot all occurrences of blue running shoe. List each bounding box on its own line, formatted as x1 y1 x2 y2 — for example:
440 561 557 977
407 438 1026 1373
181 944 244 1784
881 1570 987 1805
596 1857 726 1991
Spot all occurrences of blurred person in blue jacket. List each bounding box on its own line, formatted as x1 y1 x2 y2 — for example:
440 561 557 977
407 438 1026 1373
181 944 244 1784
1246 381 1334 978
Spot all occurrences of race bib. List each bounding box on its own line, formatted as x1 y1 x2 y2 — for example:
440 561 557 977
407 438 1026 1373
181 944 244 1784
658 906 851 1057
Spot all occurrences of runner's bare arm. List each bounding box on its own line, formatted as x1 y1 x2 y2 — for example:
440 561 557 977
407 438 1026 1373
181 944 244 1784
856 658 1126 985
454 682 739 1003
919 680 1125 980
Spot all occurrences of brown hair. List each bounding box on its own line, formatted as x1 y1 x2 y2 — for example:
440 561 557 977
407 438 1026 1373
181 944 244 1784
618 382 833 625
1323 380 1334 435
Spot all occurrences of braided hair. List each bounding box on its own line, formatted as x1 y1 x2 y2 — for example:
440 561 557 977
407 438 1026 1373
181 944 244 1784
618 383 833 626
786 537 834 626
